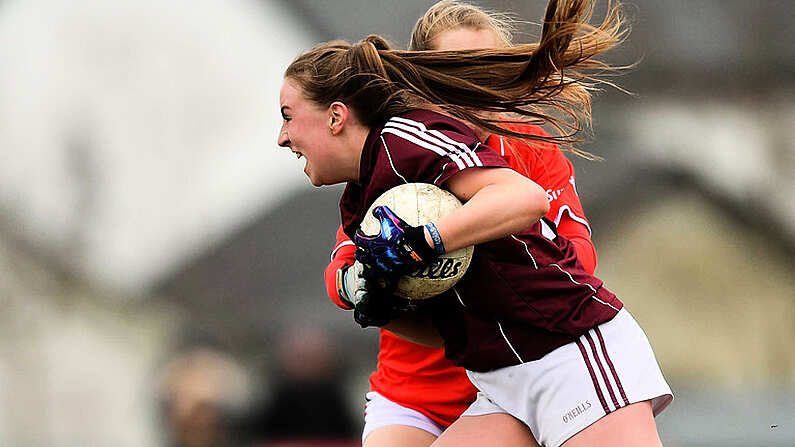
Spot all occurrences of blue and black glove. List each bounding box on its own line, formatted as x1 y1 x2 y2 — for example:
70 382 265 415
354 205 438 297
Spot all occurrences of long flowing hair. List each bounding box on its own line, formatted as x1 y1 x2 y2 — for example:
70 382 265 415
285 0 627 157
408 0 515 51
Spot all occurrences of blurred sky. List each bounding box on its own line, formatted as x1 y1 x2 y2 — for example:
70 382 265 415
0 0 315 293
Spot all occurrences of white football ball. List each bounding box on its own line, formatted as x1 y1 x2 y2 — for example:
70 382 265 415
360 183 474 300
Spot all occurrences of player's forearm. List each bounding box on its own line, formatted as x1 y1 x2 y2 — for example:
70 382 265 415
433 173 548 253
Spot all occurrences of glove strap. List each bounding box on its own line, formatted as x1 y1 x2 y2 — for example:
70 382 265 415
403 225 437 263
424 222 446 255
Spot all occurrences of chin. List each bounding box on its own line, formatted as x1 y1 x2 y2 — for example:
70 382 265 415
307 172 345 187
306 172 325 187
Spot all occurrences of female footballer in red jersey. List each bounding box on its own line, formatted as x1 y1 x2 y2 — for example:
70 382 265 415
279 1 672 446
323 3 597 446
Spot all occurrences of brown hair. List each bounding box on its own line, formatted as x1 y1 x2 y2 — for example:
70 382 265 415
408 1 513 51
284 0 627 156
410 1 529 173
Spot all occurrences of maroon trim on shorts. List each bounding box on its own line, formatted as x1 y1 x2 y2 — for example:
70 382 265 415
595 326 630 406
576 338 609 414
584 331 620 410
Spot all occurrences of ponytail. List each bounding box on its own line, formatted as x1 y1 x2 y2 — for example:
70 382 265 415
285 0 627 157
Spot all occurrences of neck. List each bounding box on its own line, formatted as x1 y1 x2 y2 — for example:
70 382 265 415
344 124 371 184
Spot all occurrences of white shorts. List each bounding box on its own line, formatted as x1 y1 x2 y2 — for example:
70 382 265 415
462 308 673 447
362 391 445 443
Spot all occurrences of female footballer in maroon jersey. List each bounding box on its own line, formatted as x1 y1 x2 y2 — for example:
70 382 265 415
278 1 672 446
324 3 598 446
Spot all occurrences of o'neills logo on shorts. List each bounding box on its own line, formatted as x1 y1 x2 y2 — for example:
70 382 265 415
562 401 592 423
407 258 463 279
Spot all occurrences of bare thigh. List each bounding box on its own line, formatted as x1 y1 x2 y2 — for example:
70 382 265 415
364 424 438 447
430 413 540 447
562 400 662 447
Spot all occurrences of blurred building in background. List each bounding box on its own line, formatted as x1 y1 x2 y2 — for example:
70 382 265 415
0 0 792 446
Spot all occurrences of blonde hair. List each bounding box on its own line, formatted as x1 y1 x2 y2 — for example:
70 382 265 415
285 0 626 155
409 1 514 51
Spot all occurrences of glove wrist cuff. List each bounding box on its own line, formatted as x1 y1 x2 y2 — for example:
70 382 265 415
404 225 437 262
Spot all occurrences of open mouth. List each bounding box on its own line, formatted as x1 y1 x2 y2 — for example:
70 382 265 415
292 150 303 159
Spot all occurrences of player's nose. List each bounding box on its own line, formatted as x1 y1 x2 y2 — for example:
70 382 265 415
277 129 290 147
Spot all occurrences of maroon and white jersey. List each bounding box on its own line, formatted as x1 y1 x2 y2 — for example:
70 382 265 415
340 110 623 372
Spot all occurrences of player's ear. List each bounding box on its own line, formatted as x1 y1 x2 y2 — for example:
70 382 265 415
328 101 349 135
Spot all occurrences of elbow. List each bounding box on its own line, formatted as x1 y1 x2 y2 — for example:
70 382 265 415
521 180 549 225
537 188 551 219
500 177 549 230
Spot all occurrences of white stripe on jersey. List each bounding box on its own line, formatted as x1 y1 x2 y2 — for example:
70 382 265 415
511 235 538 269
453 287 467 307
550 263 597 295
551 263 621 312
381 128 467 171
589 295 621 312
433 162 451 185
387 116 483 167
380 136 409 184
429 130 484 167
513 234 619 312
554 205 592 237
391 116 483 165
402 116 484 167
497 320 524 363
540 219 557 241
330 240 355 261
383 120 474 168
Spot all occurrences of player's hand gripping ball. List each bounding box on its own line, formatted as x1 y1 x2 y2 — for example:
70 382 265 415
355 205 437 292
337 261 400 328
355 183 474 301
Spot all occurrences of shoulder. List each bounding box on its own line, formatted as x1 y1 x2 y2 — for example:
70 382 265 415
482 123 562 178
379 111 480 152
497 122 558 151
392 110 480 138
378 110 500 172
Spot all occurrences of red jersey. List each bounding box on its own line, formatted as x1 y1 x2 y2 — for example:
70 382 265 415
485 124 595 273
324 112 599 426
